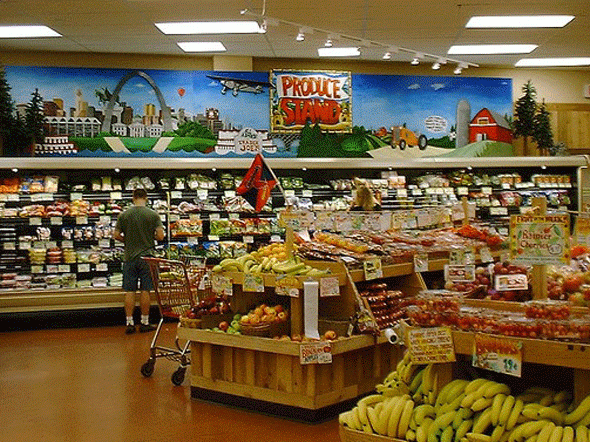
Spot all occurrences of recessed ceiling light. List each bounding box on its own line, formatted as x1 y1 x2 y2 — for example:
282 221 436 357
177 42 226 53
318 47 360 57
0 25 61 38
466 15 574 28
155 21 264 35
515 57 590 67
448 44 537 55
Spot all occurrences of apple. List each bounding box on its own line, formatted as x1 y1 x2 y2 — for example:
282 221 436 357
254 307 264 317
218 321 229 332
277 311 288 321
264 306 276 315
323 330 337 341
274 305 284 313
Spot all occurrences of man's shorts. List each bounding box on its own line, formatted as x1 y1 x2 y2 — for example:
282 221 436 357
122 257 154 292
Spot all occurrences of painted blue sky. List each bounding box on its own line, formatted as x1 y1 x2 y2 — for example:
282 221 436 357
5 66 512 137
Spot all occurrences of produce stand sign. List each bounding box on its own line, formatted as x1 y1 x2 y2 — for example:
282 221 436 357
495 273 528 291
299 341 332 365
445 264 475 283
576 215 590 246
319 276 340 297
275 274 299 297
211 273 233 296
242 273 264 292
510 214 570 265
407 327 456 364
472 333 522 377
363 258 383 280
414 252 429 273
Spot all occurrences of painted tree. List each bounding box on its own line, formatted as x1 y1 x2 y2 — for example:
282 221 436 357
513 80 537 154
24 88 45 145
533 100 554 155
0 66 16 154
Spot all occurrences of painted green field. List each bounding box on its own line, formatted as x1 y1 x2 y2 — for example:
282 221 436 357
166 137 217 153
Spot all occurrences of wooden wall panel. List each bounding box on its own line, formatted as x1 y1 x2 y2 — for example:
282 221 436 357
546 103 590 152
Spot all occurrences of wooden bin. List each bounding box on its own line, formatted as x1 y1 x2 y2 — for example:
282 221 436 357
339 425 404 442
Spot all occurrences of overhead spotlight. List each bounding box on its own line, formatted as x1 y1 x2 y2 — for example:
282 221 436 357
432 62 441 70
11 168 18 173
383 51 392 60
325 37 333 47
454 66 463 75
411 58 420 65
296 31 305 41
114 168 120 173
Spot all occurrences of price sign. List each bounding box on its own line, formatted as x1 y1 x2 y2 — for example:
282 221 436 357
412 188 423 196
363 258 383 280
320 276 340 297
76 216 88 225
224 190 236 198
99 239 111 248
481 186 493 195
472 333 522 377
445 264 476 283
58 265 71 273
50 216 63 226
457 187 469 196
302 190 313 198
284 189 296 198
99 215 111 224
31 265 44 274
510 214 570 265
243 235 254 244
449 249 466 265
62 240 74 248
70 192 83 201
300 341 332 365
29 217 42 226
414 252 429 273
110 191 122 200
208 235 220 241
7 194 19 202
47 265 58 273
3 242 16 251
275 274 300 297
96 263 108 272
211 273 233 296
243 273 264 292
197 189 208 199
78 264 91 273
495 273 529 291
408 327 456 364
170 191 183 199
19 241 31 250
479 246 494 263
490 207 508 216
397 188 408 198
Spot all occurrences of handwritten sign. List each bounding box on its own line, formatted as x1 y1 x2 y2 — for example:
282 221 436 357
472 333 522 377
363 258 383 280
275 274 300 297
510 214 570 265
211 273 233 296
300 341 332 365
243 273 264 292
320 276 340 297
407 327 456 364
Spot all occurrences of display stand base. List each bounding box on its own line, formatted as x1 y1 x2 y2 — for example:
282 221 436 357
191 386 358 423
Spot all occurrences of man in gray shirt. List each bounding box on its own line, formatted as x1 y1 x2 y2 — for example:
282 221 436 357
114 188 165 334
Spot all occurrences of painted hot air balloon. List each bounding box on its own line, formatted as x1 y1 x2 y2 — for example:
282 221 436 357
177 87 185 97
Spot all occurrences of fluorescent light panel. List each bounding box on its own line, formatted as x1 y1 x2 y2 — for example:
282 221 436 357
449 44 537 54
0 25 61 38
318 47 360 57
466 15 574 28
515 57 590 67
177 42 226 52
155 21 263 35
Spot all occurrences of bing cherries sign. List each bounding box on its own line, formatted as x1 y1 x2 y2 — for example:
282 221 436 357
269 69 352 133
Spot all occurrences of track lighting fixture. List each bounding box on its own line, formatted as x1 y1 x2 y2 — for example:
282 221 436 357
411 58 420 65
432 62 441 70
325 37 333 47
296 31 305 41
383 52 391 60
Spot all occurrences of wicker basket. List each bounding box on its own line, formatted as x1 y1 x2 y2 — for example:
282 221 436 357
241 323 272 337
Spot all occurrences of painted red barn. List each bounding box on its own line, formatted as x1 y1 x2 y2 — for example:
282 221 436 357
468 108 513 144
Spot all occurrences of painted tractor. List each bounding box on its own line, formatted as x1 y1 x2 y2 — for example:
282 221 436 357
390 126 428 150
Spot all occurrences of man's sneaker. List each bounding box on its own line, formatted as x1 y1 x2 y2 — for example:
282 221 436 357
125 324 136 334
139 323 157 333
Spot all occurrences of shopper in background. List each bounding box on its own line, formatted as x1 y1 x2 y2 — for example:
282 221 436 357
113 188 165 334
350 178 382 211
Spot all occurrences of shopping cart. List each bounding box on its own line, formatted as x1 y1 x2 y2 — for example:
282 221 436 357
140 257 210 385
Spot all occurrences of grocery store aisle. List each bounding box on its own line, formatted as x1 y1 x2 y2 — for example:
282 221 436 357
0 324 340 442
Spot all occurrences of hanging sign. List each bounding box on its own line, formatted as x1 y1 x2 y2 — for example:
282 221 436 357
510 214 570 265
407 327 456 364
472 333 522 377
270 69 352 133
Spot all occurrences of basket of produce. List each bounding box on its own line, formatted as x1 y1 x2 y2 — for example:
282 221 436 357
241 322 272 337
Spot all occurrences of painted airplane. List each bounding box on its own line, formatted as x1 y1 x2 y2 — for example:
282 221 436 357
207 75 272 96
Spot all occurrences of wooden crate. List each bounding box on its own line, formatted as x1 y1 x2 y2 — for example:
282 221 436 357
339 425 404 442
178 327 404 411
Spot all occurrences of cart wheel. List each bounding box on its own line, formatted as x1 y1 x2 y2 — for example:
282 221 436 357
171 367 186 386
140 359 155 377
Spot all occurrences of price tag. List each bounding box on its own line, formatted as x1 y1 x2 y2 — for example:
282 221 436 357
490 207 508 216
411 189 423 196
19 241 31 250
498 227 509 237
457 187 469 196
3 242 16 251
62 240 74 248
363 258 383 280
160 214 166 222
208 235 220 241
449 249 465 265
479 246 494 263
320 277 340 297
7 194 19 202
31 265 44 274
170 191 183 199
110 191 122 200
99 239 110 248
170 214 180 222
47 265 58 273
302 190 313 198
29 217 42 226
70 192 83 201
228 212 240 220
189 213 201 221
271 235 281 243
243 273 264 292
209 213 220 220
99 215 111 224
445 264 476 282
434 187 444 195
408 327 456 364
0 194 6 202
224 190 236 198
275 274 300 297
444 187 455 195
285 190 296 197
472 334 522 377
243 235 254 244
197 189 208 199
50 216 63 225
187 237 199 245
46 241 57 249
58 264 70 273
414 252 429 272
502 183 512 190
96 263 108 272
78 263 91 273
300 341 332 365
397 188 408 198
495 273 529 291
76 216 88 225
481 186 493 195
211 273 233 296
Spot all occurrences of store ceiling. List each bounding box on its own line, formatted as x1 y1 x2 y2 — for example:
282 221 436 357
0 0 589 69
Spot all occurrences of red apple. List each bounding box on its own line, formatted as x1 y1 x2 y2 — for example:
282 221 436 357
218 321 229 332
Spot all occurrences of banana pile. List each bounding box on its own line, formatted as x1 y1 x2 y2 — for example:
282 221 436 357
211 253 330 277
340 350 590 442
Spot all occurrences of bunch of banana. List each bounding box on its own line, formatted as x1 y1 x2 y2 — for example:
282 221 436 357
376 350 417 397
564 394 590 427
339 393 415 438
502 421 582 442
517 387 573 411
212 254 330 277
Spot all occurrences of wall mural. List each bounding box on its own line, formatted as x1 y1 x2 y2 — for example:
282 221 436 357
2 66 513 158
